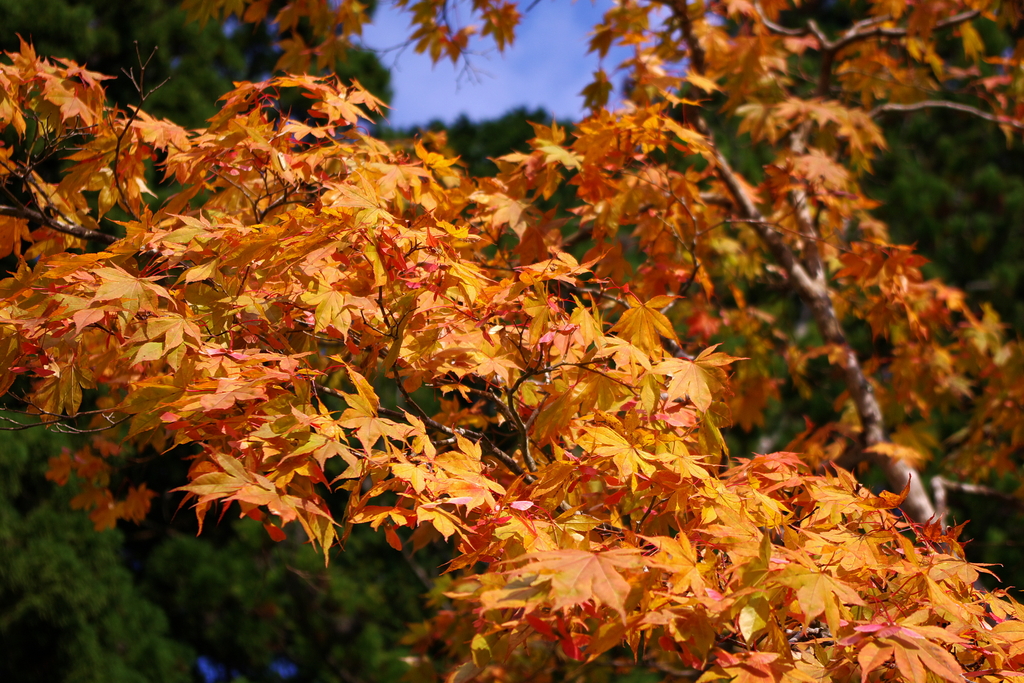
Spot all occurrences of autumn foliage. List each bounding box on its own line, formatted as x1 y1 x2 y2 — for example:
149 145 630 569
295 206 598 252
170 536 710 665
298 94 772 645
3 0 1024 680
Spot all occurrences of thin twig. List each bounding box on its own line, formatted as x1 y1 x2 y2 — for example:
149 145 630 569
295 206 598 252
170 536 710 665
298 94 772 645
634 496 663 533
870 100 1024 130
319 379 532 482
609 658 699 679
506 385 537 472
830 10 980 54
112 44 170 218
752 4 980 96
752 1 807 37
932 475 1024 529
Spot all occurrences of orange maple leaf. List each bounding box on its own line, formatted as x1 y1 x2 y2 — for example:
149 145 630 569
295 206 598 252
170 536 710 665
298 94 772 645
511 548 643 618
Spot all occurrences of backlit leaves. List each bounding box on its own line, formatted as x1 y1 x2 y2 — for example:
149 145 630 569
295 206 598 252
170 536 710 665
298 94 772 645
503 549 642 618
610 294 678 355
656 345 744 413
3 2 1024 682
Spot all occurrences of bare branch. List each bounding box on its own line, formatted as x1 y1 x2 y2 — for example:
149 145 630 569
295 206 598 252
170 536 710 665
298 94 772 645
752 5 981 96
932 475 950 529
870 99 1024 130
112 44 170 219
0 204 116 245
787 121 826 281
699 191 733 208
703 122 935 522
608 658 699 679
663 0 705 74
505 387 537 472
752 1 808 37
0 401 128 432
831 10 980 53
561 224 593 251
0 154 119 246
47 415 131 434
933 475 1024 528
401 542 439 592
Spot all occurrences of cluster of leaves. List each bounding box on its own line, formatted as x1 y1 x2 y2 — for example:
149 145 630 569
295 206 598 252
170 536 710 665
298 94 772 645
0 0 392 129
183 0 526 70
0 418 431 683
4 1 1024 681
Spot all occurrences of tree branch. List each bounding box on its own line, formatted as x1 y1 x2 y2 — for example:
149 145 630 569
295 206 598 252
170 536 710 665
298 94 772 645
700 120 935 522
830 10 980 53
753 5 981 97
667 0 705 74
752 1 808 37
608 658 698 679
787 120 826 281
505 386 537 472
0 204 117 246
672 4 936 523
112 44 170 219
870 99 1024 130
932 475 1024 529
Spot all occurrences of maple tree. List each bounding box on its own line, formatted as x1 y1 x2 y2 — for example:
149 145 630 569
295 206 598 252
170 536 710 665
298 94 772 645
3 1 1024 681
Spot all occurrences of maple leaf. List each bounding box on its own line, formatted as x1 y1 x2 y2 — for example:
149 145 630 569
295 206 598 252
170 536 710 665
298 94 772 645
581 69 613 110
120 483 158 523
710 651 788 683
510 549 643 618
779 568 866 634
580 423 657 481
610 294 678 355
0 215 30 259
415 503 462 540
890 634 964 683
656 344 744 412
92 267 167 316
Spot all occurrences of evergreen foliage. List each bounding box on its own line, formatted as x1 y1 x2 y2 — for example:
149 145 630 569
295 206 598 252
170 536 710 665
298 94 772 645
0 426 193 683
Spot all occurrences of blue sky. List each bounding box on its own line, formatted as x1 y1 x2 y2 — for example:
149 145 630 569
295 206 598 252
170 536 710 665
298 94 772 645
360 0 633 127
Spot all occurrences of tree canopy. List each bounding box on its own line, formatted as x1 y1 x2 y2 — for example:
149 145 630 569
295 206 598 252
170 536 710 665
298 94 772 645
3 1 1024 682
